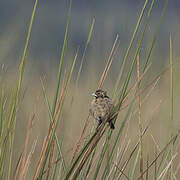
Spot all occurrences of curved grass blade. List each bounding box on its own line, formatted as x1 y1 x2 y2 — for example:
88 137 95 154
169 33 174 180
112 0 149 98
71 35 119 164
64 132 97 180
41 78 66 171
95 1 156 178
37 1 72 177
7 0 38 179
76 18 95 87
51 0 72 116
137 131 179 180
143 0 169 72
34 49 78 179
84 147 97 178
129 146 140 180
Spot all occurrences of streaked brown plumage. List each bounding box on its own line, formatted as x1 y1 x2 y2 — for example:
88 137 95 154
90 89 115 130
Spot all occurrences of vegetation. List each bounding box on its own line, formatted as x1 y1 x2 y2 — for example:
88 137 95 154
0 0 179 179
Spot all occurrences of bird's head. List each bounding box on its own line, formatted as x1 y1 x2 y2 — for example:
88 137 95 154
92 89 108 98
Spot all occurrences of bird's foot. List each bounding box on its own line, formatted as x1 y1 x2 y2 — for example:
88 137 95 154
109 121 115 129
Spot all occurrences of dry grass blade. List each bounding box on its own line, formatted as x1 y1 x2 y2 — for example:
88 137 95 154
33 49 78 179
40 71 67 172
137 131 180 180
118 62 151 105
111 139 131 179
110 64 169 121
175 161 180 176
118 124 149 179
137 55 143 178
13 153 22 180
71 123 108 180
46 138 55 179
151 134 167 175
42 154 64 176
157 154 177 180
85 141 107 179
18 114 34 180
7 0 38 178
71 115 90 163
23 139 38 179
98 34 119 89
64 118 109 180
118 100 162 180
71 35 119 162
113 162 130 180
76 18 95 87
146 154 149 179
112 0 149 98
33 69 67 179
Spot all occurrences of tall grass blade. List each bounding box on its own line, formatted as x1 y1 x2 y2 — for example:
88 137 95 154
40 1 72 176
41 78 66 171
112 0 149 98
84 148 96 178
146 154 149 180
0 100 15 177
129 147 140 180
47 2 72 175
18 115 34 179
98 1 156 178
169 33 174 180
71 127 107 180
6 0 38 179
71 35 119 164
137 131 179 180
35 49 78 179
157 154 177 180
119 125 149 179
51 0 72 116
101 103 133 179
137 54 143 178
155 148 157 180
143 0 169 71
169 33 173 131
0 89 4 137
76 18 95 86
93 135 108 180
64 132 97 180
98 34 119 89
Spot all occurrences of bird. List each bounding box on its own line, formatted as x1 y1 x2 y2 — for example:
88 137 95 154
89 89 115 130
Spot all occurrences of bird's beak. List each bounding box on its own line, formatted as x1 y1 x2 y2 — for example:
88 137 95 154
92 93 97 97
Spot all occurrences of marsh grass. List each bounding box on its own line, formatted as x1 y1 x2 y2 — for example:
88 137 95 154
0 0 180 179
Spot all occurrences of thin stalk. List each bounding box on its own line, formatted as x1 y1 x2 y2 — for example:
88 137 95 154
7 0 38 179
0 89 4 137
129 147 140 180
51 0 72 116
169 33 174 180
101 1 156 178
41 78 66 171
137 54 143 179
112 0 149 98
76 18 95 87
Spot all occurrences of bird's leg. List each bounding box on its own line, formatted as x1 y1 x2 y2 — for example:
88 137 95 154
96 118 102 132
109 121 115 129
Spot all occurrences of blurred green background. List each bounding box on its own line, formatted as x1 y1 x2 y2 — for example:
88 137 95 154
0 0 180 67
0 0 180 179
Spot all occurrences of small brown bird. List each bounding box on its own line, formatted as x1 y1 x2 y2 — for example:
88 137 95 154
90 89 115 130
